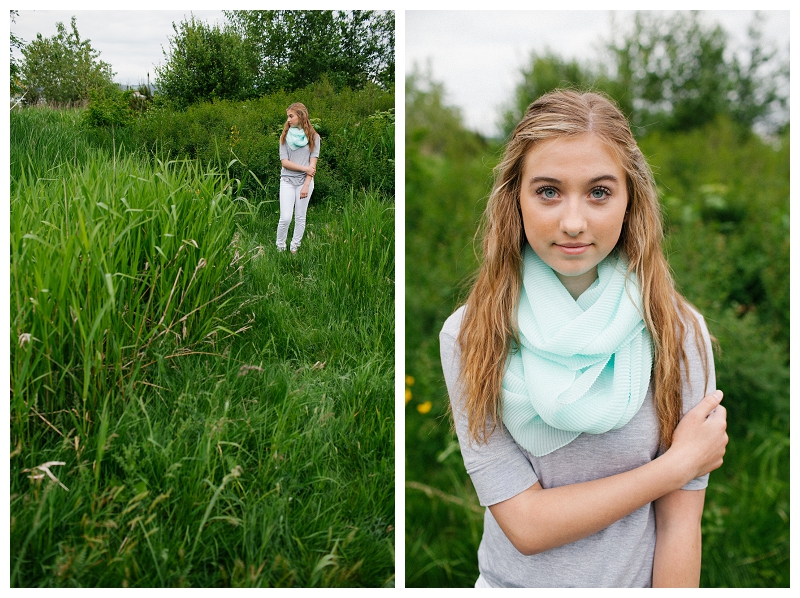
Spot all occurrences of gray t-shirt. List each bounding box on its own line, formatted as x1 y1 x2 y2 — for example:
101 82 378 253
440 303 715 588
279 132 321 185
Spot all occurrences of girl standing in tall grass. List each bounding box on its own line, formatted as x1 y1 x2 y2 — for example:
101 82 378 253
277 102 320 254
440 90 728 587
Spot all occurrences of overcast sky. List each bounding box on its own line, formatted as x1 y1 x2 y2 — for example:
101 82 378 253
11 9 227 89
406 10 790 137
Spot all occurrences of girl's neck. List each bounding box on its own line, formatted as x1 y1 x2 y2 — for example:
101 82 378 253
554 266 599 300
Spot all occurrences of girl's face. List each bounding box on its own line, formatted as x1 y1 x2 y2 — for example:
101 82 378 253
519 133 629 299
287 110 300 127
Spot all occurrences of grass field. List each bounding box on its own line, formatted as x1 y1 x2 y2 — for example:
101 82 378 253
10 106 394 587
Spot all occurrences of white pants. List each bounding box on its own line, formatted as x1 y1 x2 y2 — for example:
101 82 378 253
276 179 314 250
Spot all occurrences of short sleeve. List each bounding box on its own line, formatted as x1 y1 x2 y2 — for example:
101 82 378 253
279 141 289 160
440 307 539 506
310 134 321 158
676 308 717 491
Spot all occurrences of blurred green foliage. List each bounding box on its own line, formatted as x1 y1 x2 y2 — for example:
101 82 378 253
501 12 788 138
405 11 789 585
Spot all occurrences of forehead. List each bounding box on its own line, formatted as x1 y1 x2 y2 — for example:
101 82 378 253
522 134 625 177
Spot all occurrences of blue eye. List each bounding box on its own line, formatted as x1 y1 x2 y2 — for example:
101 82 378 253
540 187 557 199
591 187 610 199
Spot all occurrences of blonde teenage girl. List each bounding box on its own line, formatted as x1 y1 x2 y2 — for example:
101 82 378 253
277 102 320 254
441 90 728 588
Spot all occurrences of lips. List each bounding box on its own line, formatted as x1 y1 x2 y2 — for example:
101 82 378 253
555 243 590 255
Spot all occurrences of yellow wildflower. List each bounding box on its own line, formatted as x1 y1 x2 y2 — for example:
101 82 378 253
405 388 412 404
405 375 415 386
416 401 432 414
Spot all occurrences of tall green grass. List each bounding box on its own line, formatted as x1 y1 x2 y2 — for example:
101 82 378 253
10 108 94 179
11 144 241 435
10 104 394 587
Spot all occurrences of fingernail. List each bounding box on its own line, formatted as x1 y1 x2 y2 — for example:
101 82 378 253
713 390 723 401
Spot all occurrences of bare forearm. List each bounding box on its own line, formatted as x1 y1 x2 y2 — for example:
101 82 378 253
281 158 308 173
303 157 318 186
491 391 726 557
652 527 701 587
491 452 689 555
652 490 704 587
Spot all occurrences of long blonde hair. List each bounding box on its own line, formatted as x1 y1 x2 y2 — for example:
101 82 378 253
457 89 708 450
280 102 317 152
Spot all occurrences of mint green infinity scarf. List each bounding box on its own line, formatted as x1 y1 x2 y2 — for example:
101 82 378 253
501 245 653 457
286 126 308 150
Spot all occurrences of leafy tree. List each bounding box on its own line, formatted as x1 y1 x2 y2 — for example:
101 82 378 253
155 16 256 109
608 11 787 135
225 10 394 93
20 16 115 105
10 10 25 97
726 13 789 134
337 10 394 89
499 52 609 136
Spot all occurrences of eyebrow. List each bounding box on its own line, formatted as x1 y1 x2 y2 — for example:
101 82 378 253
529 175 620 185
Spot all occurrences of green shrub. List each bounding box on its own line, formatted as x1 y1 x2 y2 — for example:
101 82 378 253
82 86 135 129
131 80 395 204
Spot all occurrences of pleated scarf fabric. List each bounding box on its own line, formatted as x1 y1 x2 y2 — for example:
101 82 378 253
286 126 308 150
501 245 653 457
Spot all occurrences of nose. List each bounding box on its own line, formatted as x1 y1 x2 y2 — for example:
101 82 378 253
560 199 587 237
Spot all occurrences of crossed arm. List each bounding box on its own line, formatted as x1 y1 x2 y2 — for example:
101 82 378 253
282 157 317 198
488 391 725 586
652 488 705 586
280 157 316 177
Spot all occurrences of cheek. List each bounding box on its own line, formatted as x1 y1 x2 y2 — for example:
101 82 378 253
519 203 552 245
605 208 628 246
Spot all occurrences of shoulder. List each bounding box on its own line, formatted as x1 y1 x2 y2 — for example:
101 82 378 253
440 305 467 343
440 305 467 375
677 301 713 360
675 299 716 412
679 301 709 334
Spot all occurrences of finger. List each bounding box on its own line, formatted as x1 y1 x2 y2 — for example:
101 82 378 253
707 404 727 423
696 390 723 416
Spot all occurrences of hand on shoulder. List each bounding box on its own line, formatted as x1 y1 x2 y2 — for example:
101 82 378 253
665 390 728 484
